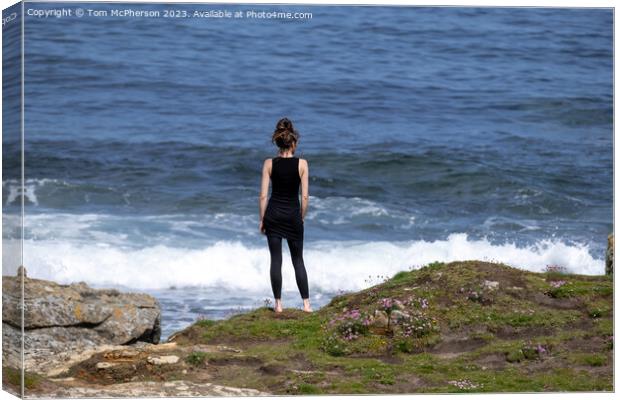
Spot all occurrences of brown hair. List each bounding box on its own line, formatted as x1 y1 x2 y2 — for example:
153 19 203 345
272 117 299 150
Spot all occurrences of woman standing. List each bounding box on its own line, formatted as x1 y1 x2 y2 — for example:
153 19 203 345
259 118 312 313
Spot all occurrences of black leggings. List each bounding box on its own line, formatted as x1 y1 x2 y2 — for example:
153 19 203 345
267 235 309 299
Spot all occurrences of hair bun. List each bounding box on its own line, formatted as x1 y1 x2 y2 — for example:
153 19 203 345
272 118 299 150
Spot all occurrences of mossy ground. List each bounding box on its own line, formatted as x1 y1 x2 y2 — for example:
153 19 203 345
2 366 54 397
12 261 614 395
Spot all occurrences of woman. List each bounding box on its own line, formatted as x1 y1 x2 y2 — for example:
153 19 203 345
259 118 312 313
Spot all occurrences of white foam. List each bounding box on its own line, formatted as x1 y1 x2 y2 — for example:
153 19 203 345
3 212 256 246
3 178 67 206
308 195 414 227
5 232 604 293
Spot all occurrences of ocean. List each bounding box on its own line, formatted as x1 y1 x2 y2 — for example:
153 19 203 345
2 3 613 340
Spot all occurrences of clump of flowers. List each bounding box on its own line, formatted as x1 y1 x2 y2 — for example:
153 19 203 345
321 331 348 356
403 295 429 309
546 279 574 298
384 296 440 353
396 310 438 338
536 344 547 354
448 379 482 390
328 308 370 341
545 264 568 274
420 298 429 309
378 298 398 331
521 340 550 360
380 297 395 310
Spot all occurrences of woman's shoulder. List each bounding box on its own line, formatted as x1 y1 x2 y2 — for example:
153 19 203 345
297 158 308 175
262 158 273 170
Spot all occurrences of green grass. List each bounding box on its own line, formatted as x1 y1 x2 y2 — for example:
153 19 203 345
195 318 217 328
569 352 608 367
160 260 613 394
547 280 613 299
297 383 321 394
185 351 208 367
2 366 41 390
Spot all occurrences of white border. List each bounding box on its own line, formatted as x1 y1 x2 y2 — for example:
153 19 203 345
0 1 616 400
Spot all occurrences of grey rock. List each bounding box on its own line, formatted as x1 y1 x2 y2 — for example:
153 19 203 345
28 380 270 397
2 273 161 373
147 355 179 365
371 310 389 327
391 310 410 321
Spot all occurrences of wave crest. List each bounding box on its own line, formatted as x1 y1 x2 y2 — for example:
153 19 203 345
5 233 604 292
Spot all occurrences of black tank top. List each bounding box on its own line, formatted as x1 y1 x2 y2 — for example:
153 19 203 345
270 157 301 203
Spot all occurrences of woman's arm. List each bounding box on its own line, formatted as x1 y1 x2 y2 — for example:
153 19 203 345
259 159 271 232
300 159 309 221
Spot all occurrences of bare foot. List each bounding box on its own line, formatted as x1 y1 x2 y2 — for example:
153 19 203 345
302 299 313 312
274 299 283 313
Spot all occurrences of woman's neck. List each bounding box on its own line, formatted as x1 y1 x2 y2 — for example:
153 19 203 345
278 151 295 158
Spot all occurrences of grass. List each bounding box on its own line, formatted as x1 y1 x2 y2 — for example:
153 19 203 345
185 351 208 367
2 366 41 392
162 260 612 393
568 353 608 367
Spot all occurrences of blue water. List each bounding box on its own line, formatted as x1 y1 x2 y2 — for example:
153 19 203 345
2 3 613 340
